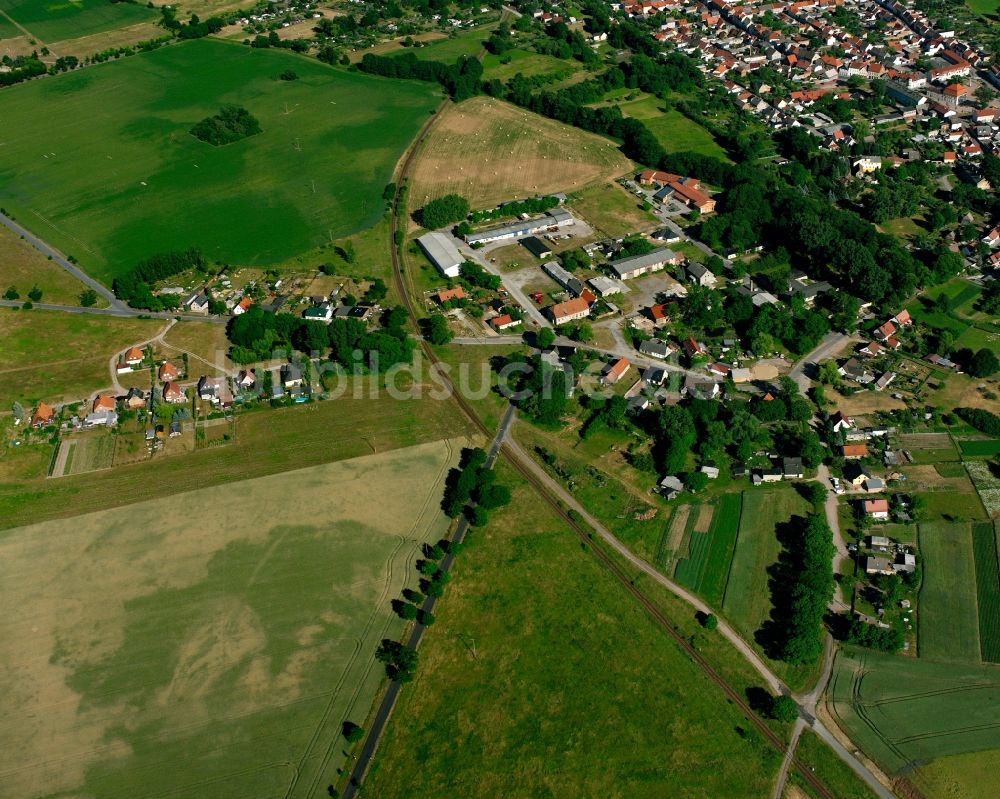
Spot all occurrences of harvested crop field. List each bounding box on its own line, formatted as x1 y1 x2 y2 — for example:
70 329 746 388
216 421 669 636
0 223 100 306
0 439 462 799
409 97 633 210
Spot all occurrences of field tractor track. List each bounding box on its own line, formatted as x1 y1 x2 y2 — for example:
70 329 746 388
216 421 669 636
304 448 457 796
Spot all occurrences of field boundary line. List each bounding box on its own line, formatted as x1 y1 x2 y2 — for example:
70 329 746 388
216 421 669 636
719 490 747 610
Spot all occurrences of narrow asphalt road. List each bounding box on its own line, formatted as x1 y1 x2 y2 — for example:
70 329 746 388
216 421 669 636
788 331 856 393
342 405 515 798
0 211 122 309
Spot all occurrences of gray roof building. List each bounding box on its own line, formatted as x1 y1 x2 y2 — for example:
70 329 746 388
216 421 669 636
608 248 678 280
417 231 464 278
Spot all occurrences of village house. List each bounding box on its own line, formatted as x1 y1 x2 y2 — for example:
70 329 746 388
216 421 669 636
236 369 256 390
490 313 519 331
435 286 466 305
232 296 253 316
865 555 895 575
843 443 869 459
687 262 717 288
639 339 672 359
830 411 853 433
124 387 146 409
93 394 116 413
158 361 180 382
118 347 144 372
32 401 55 428
549 297 590 325
863 498 890 520
280 363 304 388
163 382 186 404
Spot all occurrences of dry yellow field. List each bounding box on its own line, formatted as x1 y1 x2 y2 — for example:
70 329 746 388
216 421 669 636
0 438 463 799
0 224 102 306
159 319 236 376
49 20 163 58
410 97 633 209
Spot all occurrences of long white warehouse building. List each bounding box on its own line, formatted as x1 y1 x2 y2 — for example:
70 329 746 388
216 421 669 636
417 231 464 278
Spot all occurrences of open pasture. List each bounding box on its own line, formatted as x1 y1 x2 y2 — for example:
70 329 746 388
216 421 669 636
609 93 730 161
0 439 460 799
0 39 440 285
722 487 810 639
409 96 633 210
0 0 157 44
827 648 1000 774
364 463 783 797
918 521 982 663
0 308 164 407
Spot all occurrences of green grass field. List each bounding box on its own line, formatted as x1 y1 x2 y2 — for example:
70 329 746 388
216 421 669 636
972 522 1000 663
913 747 1000 798
363 462 783 797
919 521 982 662
674 492 742 606
960 439 1000 457
790 729 880 799
0 0 157 43
0 439 460 799
967 0 1000 14
955 325 1000 354
610 93 729 161
481 48 570 82
723 488 810 639
411 25 492 61
828 648 1000 774
0 38 440 285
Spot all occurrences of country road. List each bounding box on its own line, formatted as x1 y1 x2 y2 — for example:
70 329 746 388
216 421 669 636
342 405 516 799
502 427 897 799
0 211 122 309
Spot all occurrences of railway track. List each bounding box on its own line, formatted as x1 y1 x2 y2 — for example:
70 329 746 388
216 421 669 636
382 106 838 799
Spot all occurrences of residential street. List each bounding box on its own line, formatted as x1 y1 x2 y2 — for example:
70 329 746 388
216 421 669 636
788 331 857 393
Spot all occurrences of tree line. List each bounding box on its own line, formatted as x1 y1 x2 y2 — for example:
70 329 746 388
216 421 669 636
112 248 206 310
357 52 483 101
227 304 414 370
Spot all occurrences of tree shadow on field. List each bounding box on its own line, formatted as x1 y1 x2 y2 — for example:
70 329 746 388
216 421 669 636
755 515 807 660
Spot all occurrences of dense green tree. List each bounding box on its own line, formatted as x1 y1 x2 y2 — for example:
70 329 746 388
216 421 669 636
418 194 469 229
969 347 999 378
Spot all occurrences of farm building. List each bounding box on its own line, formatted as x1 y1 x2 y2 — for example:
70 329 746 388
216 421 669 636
417 231 464 278
602 357 631 385
609 248 680 280
588 276 626 296
659 475 684 500
521 236 553 259
544 261 584 294
865 556 894 575
464 209 573 245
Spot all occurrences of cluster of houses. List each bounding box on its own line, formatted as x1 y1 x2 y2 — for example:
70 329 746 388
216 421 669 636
607 0 1000 273
863 534 917 574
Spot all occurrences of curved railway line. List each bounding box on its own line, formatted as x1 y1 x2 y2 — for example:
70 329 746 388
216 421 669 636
342 97 839 799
